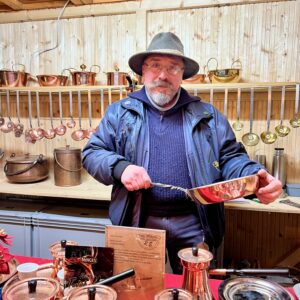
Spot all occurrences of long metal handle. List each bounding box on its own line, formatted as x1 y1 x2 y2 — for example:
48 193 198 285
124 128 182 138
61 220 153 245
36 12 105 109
151 182 188 194
96 268 135 286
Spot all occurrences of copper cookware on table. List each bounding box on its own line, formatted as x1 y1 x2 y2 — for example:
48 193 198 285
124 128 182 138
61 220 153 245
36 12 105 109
4 153 49 183
68 64 100 86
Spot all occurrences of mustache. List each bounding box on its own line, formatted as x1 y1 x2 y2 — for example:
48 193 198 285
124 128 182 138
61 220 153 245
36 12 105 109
151 80 172 88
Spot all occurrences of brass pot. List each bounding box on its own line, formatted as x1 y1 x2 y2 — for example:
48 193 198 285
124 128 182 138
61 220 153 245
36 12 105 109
53 145 82 187
36 75 68 86
4 153 49 183
69 64 100 86
207 58 242 83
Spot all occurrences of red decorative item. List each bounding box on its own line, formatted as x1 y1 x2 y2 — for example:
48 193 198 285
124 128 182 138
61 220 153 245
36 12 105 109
0 229 14 275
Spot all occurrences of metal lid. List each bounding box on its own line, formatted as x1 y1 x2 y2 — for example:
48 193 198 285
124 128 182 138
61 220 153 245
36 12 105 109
49 240 78 258
66 284 117 300
6 153 45 164
219 277 293 300
178 247 213 264
5 277 59 300
54 145 81 154
155 288 193 300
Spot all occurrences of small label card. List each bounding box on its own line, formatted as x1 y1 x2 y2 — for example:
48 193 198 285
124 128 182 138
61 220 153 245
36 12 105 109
105 225 166 300
64 245 114 289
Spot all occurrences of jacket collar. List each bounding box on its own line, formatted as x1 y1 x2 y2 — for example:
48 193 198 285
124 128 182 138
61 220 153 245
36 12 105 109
121 86 213 121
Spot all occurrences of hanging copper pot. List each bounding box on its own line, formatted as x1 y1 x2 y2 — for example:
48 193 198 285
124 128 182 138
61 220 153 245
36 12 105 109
68 64 100 86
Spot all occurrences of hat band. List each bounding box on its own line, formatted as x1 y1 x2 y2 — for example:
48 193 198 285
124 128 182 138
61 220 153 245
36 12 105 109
148 49 184 56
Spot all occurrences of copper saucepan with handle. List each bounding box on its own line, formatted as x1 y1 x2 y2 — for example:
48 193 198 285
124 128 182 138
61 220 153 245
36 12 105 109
152 174 259 205
68 64 101 86
0 64 30 87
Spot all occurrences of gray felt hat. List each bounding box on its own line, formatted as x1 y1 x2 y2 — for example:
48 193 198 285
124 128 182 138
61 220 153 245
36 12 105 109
128 32 199 80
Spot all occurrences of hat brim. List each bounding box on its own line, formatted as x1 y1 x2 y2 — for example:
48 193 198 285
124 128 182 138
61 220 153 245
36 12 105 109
128 51 199 80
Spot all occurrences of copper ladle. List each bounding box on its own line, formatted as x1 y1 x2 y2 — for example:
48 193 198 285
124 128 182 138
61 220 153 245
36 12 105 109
44 92 56 139
31 91 45 140
55 91 67 136
14 90 24 137
223 88 228 117
24 91 36 144
260 86 277 144
242 88 260 146
232 88 244 131
0 92 5 126
84 90 96 139
275 86 290 137
71 90 85 141
289 83 300 128
66 91 76 128
1 90 15 133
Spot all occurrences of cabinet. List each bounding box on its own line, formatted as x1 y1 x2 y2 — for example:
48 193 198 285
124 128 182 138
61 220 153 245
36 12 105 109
0 198 111 258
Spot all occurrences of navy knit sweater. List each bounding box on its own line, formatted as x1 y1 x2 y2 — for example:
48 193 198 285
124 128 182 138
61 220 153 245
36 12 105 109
134 88 198 216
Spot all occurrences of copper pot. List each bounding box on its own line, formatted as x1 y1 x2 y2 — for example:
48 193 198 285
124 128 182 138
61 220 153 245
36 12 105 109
66 284 117 300
182 73 206 84
69 64 100 86
53 146 82 187
0 70 29 87
106 71 129 85
36 75 68 86
4 153 49 183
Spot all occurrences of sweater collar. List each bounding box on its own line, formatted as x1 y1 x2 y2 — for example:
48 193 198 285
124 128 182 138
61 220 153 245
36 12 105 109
128 86 198 113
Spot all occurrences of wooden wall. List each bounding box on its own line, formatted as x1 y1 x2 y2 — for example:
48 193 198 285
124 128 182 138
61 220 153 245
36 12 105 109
0 0 299 183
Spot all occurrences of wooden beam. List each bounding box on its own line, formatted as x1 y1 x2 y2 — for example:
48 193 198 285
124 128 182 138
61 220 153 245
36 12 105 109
0 0 23 10
69 0 85 5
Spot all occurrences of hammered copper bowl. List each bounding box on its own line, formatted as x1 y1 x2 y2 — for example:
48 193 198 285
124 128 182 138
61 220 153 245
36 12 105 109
37 75 68 86
207 68 241 83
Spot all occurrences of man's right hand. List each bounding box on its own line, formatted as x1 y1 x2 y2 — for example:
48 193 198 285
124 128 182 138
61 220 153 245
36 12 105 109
121 165 152 191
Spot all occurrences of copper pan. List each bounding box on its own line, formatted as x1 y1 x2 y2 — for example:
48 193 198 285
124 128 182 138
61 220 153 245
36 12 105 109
0 70 29 87
36 74 68 86
152 174 259 205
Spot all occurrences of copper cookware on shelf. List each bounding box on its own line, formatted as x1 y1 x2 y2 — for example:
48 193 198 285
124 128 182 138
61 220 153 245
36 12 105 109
68 64 100 86
36 74 68 86
0 64 30 87
207 58 242 83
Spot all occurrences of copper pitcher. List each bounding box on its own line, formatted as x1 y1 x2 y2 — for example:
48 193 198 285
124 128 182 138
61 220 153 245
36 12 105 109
178 247 213 299
68 64 100 86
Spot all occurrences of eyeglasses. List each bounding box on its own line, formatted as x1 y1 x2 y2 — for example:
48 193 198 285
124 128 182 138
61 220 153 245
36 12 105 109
143 62 184 76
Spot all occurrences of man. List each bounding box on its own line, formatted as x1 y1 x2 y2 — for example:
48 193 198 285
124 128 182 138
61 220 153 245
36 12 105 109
82 32 282 274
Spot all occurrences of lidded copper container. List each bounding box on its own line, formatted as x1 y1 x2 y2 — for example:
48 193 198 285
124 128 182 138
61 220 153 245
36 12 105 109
66 285 117 300
155 288 193 299
4 153 49 183
53 145 82 187
49 240 78 278
178 247 213 300
3 277 60 300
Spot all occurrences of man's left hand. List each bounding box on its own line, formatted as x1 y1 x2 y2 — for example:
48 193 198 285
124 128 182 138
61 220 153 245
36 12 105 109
255 169 283 204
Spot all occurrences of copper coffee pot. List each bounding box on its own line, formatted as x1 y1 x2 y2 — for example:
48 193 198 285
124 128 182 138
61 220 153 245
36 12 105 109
178 247 213 299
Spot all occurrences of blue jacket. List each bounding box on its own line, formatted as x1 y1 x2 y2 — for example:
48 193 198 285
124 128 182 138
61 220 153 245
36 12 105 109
82 88 262 248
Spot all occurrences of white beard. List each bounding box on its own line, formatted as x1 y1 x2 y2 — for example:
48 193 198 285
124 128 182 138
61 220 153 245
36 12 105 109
150 92 173 107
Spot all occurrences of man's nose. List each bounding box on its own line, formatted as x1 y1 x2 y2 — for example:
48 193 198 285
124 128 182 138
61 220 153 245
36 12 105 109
157 68 169 79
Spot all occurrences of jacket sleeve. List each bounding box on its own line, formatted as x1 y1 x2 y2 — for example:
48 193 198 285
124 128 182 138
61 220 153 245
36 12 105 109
213 108 263 179
82 103 128 185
